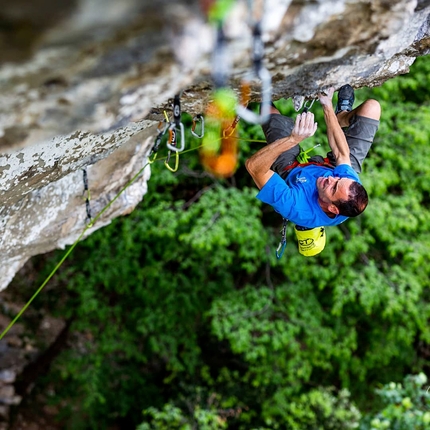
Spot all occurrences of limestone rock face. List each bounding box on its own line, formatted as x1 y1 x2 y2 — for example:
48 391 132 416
1 128 153 289
0 0 430 289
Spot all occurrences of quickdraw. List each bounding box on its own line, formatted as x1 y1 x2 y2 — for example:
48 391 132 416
164 94 185 172
82 168 93 225
236 8 272 124
149 118 169 163
200 6 240 178
167 94 185 153
148 107 180 173
302 99 315 113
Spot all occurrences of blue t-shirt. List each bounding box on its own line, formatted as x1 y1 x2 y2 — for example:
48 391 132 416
256 164 360 228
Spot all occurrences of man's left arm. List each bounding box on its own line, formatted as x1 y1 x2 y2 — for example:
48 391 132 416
319 88 351 166
246 112 317 189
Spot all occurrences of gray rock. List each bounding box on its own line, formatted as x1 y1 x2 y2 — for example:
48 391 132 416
0 0 429 289
0 386 14 401
0 405 9 421
0 370 15 384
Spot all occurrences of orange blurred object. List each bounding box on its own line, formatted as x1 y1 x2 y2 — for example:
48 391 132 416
199 86 250 178
200 127 238 178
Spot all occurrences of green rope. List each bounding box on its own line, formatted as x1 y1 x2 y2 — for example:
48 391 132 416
0 160 152 341
0 229 87 340
296 144 321 164
0 134 268 340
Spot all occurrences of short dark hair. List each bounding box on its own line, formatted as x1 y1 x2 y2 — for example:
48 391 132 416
334 181 368 217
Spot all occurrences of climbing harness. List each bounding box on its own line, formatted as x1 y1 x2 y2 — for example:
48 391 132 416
276 218 288 259
82 168 93 225
276 100 328 259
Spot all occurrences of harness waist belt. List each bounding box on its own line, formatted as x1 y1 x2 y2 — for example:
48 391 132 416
283 158 334 172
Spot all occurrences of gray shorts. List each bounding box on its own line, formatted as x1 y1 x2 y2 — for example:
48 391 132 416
262 113 379 178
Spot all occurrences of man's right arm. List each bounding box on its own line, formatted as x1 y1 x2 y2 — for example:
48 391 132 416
319 88 351 166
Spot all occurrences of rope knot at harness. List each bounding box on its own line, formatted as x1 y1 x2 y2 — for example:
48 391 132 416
295 143 321 164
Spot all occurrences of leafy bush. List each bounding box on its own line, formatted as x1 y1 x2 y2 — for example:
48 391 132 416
12 56 430 429
360 373 430 430
138 401 227 430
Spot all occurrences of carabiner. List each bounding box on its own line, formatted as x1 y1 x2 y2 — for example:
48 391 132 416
172 94 181 127
303 99 315 113
222 80 250 138
222 115 240 138
167 121 185 152
276 241 286 259
191 114 205 138
150 120 169 162
236 67 272 124
276 218 288 259
166 94 185 152
164 149 179 172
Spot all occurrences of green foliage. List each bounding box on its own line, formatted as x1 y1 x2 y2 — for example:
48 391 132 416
263 387 361 429
13 55 430 429
209 280 334 388
360 373 430 430
37 183 270 428
138 401 227 430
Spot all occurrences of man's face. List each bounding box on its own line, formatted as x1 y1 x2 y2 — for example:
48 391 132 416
316 176 353 205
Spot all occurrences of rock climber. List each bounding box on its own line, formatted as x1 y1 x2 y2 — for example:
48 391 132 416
245 85 381 255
